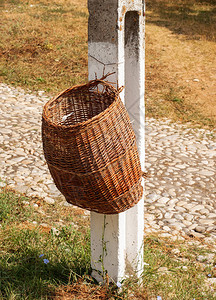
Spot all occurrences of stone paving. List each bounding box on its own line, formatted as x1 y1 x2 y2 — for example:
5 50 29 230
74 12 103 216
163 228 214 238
0 83 215 242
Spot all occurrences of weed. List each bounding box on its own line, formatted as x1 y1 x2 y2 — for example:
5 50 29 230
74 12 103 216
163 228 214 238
36 77 46 83
98 215 108 281
164 87 184 104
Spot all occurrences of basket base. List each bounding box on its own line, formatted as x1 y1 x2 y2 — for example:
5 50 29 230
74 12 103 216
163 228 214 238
64 181 143 214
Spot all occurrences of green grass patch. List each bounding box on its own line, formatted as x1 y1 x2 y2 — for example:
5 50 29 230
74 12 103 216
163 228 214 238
0 188 215 299
0 190 33 227
0 189 91 299
142 236 216 299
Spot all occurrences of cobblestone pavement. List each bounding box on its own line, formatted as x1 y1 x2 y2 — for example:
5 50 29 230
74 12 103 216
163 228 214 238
0 83 215 242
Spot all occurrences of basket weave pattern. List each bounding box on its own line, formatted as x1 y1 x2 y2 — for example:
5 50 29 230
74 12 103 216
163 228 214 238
42 79 143 214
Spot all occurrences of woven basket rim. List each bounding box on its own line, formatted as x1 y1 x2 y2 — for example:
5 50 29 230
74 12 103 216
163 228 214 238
43 79 121 130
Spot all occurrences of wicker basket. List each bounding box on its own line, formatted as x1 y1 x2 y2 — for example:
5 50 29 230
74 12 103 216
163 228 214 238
42 79 143 214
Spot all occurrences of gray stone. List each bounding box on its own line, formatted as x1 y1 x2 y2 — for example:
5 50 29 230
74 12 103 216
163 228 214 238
175 164 187 169
171 235 185 241
197 254 215 263
145 213 155 221
161 192 170 197
157 197 170 204
199 170 215 176
200 208 209 215
190 231 205 238
190 205 205 212
44 197 55 205
163 226 171 232
184 214 194 221
205 253 215 263
175 207 186 213
208 213 216 219
166 218 179 224
206 226 215 233
10 157 26 163
174 214 184 220
63 201 73 207
164 212 173 219
171 223 185 231
168 189 176 197
148 157 158 162
167 199 178 205
147 193 160 201
182 220 192 226
209 144 216 150
0 128 12 134
160 232 171 238
16 185 29 193
176 201 188 207
199 219 215 225
171 249 180 255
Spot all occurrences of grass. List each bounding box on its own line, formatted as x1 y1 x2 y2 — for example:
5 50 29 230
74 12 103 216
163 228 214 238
0 0 216 128
143 237 216 299
0 188 216 299
0 189 91 299
146 0 216 42
0 0 88 93
145 0 216 128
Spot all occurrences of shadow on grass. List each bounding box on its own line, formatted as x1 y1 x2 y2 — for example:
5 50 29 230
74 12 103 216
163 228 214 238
0 258 89 299
146 0 216 41
0 227 91 299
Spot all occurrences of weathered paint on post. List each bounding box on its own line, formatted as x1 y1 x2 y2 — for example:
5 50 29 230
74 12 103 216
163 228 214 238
88 0 145 282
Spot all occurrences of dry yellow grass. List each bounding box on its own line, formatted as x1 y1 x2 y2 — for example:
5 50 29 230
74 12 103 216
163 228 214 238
145 0 216 127
145 23 216 125
0 0 88 92
0 0 215 127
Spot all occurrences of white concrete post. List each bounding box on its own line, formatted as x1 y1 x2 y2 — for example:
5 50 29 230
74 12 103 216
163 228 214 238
88 0 145 283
